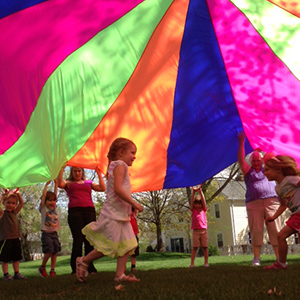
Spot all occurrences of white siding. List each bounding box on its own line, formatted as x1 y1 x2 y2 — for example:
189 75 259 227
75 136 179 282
232 204 248 245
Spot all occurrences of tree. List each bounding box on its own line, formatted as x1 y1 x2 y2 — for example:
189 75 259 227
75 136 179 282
133 189 187 252
202 162 240 203
17 185 43 261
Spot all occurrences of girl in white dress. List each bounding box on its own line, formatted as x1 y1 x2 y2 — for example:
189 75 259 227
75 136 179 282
76 138 143 283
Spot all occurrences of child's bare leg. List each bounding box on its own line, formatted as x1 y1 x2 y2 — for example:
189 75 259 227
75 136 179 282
82 249 104 265
1 262 8 275
202 247 209 265
116 252 130 278
190 247 198 266
50 254 57 270
131 255 136 270
277 226 295 264
12 261 19 273
131 255 136 265
41 253 51 267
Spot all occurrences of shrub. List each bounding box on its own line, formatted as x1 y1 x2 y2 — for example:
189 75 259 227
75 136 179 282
146 245 155 252
197 245 219 257
208 245 219 256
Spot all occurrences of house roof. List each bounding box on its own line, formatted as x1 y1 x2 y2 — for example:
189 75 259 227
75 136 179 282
217 180 246 200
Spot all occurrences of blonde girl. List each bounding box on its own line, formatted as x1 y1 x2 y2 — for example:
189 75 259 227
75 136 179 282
263 154 300 270
76 138 143 283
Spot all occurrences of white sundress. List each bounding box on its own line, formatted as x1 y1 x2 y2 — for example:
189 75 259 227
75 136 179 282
82 160 137 258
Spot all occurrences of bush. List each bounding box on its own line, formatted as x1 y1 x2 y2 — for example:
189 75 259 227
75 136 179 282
208 245 219 256
146 245 155 252
197 245 219 257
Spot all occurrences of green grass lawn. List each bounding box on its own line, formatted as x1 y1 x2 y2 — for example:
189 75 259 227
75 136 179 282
0 252 300 299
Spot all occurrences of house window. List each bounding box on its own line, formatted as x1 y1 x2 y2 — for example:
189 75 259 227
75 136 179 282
214 203 220 218
171 238 184 253
217 233 223 247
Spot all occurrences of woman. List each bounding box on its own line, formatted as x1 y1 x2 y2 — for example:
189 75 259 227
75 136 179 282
238 132 280 266
57 166 105 274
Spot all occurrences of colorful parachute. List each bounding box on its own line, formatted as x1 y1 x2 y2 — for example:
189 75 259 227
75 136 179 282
0 0 300 192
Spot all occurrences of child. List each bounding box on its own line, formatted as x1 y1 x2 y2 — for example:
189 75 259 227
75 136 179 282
76 137 143 283
130 207 139 272
190 185 209 268
38 180 61 277
0 189 26 281
263 154 300 270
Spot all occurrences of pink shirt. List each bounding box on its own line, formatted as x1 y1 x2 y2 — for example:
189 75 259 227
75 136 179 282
191 208 207 230
65 180 94 208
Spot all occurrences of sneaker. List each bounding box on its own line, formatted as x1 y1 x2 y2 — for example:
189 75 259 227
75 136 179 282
204 263 209 268
252 257 261 266
3 274 13 281
50 270 56 277
38 266 48 277
13 272 26 280
264 261 287 270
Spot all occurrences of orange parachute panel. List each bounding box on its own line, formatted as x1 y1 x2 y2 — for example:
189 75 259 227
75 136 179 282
68 0 190 192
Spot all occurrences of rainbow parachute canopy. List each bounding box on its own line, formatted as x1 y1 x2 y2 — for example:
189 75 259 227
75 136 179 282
0 0 300 192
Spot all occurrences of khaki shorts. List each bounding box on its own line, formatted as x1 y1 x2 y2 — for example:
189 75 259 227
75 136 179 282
192 229 208 248
246 198 281 246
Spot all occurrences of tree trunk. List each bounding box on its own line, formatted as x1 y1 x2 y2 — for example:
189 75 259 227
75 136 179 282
156 222 163 251
21 234 32 261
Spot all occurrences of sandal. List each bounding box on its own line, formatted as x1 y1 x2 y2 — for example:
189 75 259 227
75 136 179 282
76 257 89 282
114 273 140 283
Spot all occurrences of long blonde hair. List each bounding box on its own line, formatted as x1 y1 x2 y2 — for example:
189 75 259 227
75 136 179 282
66 167 86 181
106 138 136 178
264 154 300 176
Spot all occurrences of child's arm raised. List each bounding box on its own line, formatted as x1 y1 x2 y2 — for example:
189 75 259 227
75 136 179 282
113 165 143 212
54 179 58 196
198 186 207 211
0 190 6 217
91 166 106 192
14 190 24 215
40 181 51 209
190 189 196 210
